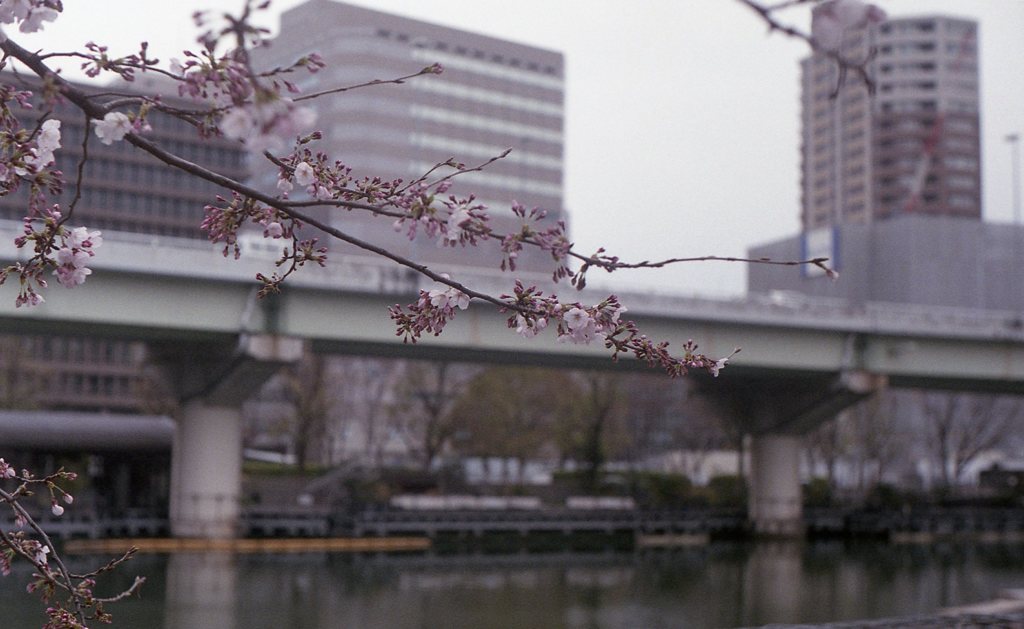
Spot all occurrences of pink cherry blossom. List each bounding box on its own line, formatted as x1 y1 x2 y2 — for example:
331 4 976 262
92 112 132 145
562 307 590 331
265 221 284 238
50 225 102 289
54 265 92 288
515 314 547 338
0 0 59 33
25 118 60 169
293 161 315 186
66 226 103 249
33 543 48 565
710 357 729 378
813 0 887 51
444 204 472 244
218 106 253 141
428 286 470 311
18 4 56 32
218 99 317 152
55 247 90 268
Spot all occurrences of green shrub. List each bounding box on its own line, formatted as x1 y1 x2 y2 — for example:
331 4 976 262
705 474 747 508
803 477 833 507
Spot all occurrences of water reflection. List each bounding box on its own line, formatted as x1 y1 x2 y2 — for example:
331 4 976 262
165 553 237 629
745 542 804 622
3 541 1023 628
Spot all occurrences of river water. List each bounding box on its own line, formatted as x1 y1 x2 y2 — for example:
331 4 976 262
3 541 1024 628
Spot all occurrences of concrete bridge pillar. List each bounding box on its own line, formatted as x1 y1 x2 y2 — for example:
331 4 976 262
749 435 804 537
154 334 303 539
170 402 244 538
693 368 886 538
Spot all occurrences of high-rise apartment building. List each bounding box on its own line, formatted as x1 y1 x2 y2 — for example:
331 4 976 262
257 0 566 272
801 11 980 232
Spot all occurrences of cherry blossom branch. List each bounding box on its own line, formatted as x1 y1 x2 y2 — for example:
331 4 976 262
1 1 835 382
737 0 882 95
1 473 79 590
764 0 817 12
1 38 515 298
259 151 835 282
294 64 443 102
0 461 136 627
571 252 837 279
0 33 806 377
68 547 138 580
94 576 146 604
10 18 836 288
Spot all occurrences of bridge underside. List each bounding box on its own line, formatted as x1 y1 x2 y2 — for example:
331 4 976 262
695 370 885 537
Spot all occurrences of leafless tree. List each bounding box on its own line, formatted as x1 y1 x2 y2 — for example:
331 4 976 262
325 357 401 468
448 366 578 483
0 336 46 409
921 392 1022 488
807 393 903 493
562 373 624 490
845 393 905 491
611 375 730 480
275 354 334 471
805 416 843 488
392 361 474 471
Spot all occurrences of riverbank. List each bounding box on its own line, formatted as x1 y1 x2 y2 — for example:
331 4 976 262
64 536 429 554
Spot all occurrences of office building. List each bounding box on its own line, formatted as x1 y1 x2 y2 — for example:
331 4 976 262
748 215 1024 312
0 77 247 412
256 0 566 272
801 11 980 232
0 81 247 239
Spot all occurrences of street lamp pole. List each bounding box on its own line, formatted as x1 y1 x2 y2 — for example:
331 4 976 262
1009 133 1022 317
1008 133 1021 225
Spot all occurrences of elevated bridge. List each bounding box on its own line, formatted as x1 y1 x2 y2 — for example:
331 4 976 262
3 222 1023 537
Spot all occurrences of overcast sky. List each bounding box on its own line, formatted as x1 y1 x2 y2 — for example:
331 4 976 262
16 1 1024 297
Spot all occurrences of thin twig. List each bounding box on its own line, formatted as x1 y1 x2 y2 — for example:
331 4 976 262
0 486 84 623
94 575 146 603
736 0 876 93
294 67 439 102
65 111 90 219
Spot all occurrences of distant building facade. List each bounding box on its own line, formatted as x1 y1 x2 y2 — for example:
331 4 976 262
801 11 980 232
0 77 247 412
747 215 1024 313
256 0 566 272
0 79 247 239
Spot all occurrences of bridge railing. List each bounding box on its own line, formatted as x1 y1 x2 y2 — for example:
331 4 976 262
5 219 1023 341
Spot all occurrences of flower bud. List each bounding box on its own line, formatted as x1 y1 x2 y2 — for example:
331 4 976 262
51 503 64 517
